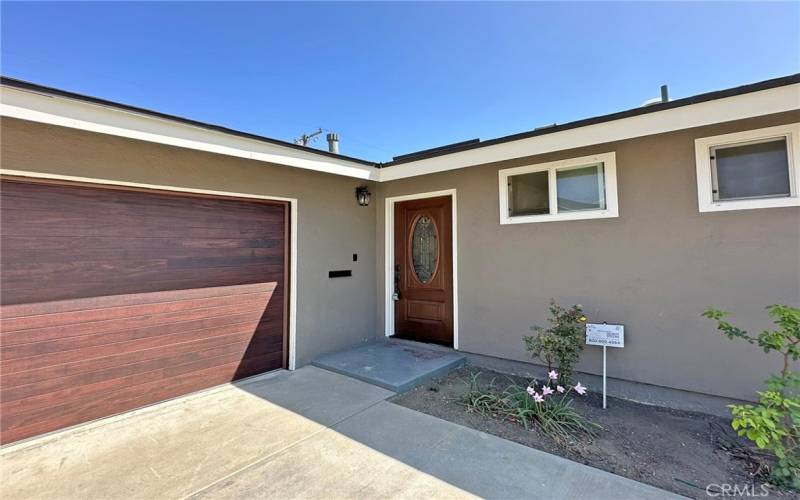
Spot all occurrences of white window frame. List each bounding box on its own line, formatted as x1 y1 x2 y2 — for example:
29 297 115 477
498 152 619 224
695 123 800 213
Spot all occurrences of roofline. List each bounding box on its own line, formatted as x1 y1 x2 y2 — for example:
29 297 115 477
2 73 798 179
392 138 480 162
382 73 800 167
0 76 378 167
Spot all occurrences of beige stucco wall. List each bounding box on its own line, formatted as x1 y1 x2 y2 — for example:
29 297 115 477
3 111 799 402
376 111 800 401
0 117 378 367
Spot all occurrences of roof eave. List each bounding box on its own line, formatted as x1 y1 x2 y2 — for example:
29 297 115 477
383 73 800 167
0 76 379 168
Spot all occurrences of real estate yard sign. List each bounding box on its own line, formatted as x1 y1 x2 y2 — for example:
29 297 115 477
586 323 624 409
586 323 624 347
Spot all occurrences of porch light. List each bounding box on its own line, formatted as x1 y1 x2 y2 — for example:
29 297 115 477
355 186 371 207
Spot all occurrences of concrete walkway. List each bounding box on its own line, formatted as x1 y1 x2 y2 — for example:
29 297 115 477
1 366 682 500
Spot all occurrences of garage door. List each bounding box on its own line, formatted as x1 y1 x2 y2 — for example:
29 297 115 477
0 178 288 444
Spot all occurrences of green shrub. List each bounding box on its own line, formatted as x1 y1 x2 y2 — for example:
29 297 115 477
461 371 599 445
703 305 800 490
523 301 587 384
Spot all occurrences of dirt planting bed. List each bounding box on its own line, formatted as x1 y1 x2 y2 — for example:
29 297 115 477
391 367 790 499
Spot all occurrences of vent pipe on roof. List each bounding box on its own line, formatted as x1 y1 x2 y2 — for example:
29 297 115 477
326 132 339 154
640 84 671 107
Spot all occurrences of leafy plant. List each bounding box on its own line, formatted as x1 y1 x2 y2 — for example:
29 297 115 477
703 305 800 490
524 301 587 384
461 371 501 416
461 370 599 445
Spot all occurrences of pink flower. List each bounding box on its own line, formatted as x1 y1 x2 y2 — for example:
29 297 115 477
532 392 545 403
574 382 587 395
548 370 558 380
556 385 565 393
526 386 536 396
542 386 554 396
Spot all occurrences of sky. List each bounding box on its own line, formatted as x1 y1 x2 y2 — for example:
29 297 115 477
2 2 798 162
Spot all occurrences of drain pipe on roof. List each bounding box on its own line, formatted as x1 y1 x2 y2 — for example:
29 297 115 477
660 84 669 103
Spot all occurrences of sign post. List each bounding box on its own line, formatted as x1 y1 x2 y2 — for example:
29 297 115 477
603 344 606 409
585 323 624 409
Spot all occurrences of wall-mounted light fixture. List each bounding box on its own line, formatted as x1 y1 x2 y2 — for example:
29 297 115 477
355 186 371 207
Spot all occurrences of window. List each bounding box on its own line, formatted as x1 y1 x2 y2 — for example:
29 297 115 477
508 170 549 216
695 124 800 212
499 152 618 224
557 163 606 212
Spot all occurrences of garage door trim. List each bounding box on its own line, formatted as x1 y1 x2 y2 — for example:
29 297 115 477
0 170 298 371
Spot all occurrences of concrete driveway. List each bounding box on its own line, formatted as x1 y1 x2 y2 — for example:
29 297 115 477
1 366 681 499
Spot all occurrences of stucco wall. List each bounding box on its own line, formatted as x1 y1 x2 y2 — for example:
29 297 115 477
0 117 378 367
376 111 800 401
4 111 799 402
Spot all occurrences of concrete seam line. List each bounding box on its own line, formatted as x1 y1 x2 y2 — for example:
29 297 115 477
181 397 389 499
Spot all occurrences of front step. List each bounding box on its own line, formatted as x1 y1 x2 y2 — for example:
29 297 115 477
311 340 465 392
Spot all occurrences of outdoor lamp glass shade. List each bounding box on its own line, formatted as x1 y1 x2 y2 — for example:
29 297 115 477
355 186 371 206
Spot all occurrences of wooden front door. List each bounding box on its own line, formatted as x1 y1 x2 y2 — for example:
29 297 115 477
394 195 453 345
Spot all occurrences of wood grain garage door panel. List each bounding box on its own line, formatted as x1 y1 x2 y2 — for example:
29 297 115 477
0 179 288 444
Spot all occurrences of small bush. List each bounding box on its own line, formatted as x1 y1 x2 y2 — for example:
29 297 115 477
703 305 799 491
461 370 599 445
523 300 587 384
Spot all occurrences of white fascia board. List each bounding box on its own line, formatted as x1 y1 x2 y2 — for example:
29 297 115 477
378 83 800 182
0 86 380 181
4 83 798 184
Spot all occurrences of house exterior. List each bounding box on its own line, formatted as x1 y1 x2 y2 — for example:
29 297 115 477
1 74 798 444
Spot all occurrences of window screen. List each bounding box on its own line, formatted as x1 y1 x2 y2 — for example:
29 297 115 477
713 138 791 201
556 163 606 212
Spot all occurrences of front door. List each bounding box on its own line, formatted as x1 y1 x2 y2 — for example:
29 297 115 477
394 195 453 345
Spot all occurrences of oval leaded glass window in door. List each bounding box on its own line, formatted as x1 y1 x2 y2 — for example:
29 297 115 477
411 214 438 284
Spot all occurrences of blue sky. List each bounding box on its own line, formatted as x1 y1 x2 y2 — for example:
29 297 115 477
2 2 798 162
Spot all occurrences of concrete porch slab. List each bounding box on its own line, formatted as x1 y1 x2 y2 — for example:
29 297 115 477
311 341 465 392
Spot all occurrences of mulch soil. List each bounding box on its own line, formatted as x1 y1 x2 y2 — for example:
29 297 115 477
390 367 796 499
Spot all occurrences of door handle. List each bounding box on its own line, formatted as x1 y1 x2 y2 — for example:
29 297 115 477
393 264 401 301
